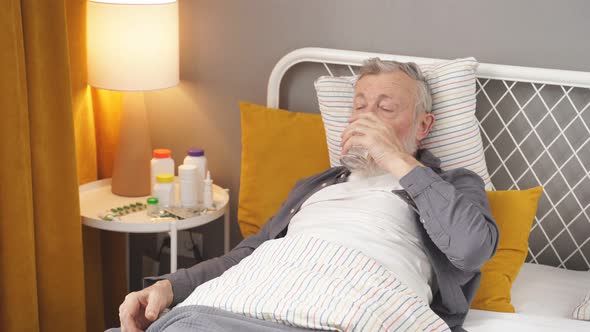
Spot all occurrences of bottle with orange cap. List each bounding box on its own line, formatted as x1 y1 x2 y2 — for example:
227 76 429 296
151 149 175 196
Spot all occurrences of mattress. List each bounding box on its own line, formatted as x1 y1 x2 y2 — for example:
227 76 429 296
464 263 590 331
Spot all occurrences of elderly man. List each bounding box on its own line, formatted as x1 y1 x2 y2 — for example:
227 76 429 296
116 59 498 332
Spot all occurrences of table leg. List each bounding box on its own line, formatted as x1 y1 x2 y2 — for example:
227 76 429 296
125 233 130 293
170 220 177 273
224 189 230 254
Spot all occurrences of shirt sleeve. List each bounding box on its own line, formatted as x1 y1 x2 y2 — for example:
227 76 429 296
399 166 499 272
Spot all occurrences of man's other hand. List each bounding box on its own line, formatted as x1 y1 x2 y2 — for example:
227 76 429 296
118 280 173 332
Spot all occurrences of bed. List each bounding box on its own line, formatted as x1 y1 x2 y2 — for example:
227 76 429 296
263 47 590 331
464 263 589 331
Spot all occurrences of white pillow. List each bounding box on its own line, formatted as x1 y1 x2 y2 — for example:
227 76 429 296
314 57 492 190
573 291 590 321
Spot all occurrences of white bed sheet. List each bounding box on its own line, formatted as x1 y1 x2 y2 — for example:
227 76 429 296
464 263 590 331
464 309 589 331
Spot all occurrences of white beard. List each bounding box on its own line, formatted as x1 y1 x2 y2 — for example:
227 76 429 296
402 120 420 156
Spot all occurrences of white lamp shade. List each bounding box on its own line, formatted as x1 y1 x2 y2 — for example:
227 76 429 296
87 0 179 91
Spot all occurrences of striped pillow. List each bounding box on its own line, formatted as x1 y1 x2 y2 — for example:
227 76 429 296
314 57 492 189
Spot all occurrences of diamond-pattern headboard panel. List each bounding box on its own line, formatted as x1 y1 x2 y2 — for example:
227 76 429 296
475 79 590 271
268 48 590 271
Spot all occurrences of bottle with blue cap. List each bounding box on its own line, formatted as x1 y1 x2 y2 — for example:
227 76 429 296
183 147 207 206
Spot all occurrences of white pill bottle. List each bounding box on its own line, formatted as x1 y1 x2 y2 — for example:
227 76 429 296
178 164 198 208
151 149 175 196
183 148 207 206
153 174 175 208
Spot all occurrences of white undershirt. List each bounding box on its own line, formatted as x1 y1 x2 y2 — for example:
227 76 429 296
286 172 434 304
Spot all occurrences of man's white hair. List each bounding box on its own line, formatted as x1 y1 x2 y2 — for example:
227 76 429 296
358 58 432 117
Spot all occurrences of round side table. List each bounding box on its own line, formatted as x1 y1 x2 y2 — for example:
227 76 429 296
79 178 230 273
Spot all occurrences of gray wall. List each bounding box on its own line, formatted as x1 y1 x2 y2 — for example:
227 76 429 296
143 0 590 257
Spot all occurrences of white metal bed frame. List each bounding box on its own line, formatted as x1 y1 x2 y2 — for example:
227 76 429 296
266 47 590 271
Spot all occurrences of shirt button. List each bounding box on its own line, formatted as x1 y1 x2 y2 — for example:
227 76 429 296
321 183 327 187
290 208 295 214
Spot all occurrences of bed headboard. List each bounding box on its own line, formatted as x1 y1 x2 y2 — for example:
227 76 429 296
267 47 590 271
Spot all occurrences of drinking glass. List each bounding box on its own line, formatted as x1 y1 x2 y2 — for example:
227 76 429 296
340 146 369 171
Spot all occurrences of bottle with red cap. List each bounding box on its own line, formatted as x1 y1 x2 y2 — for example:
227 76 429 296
151 149 175 196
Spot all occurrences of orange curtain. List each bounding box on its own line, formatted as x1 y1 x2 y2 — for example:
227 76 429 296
0 0 86 330
0 1 127 330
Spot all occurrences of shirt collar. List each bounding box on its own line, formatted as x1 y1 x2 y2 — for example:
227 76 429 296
415 149 442 173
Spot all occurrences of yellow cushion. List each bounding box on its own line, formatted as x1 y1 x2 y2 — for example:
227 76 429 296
471 186 543 312
238 102 330 238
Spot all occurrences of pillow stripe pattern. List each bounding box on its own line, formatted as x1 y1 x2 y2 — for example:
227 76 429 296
314 58 492 189
315 76 356 167
419 58 491 188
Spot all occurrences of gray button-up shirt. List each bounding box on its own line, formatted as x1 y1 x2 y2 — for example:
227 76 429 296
147 149 499 332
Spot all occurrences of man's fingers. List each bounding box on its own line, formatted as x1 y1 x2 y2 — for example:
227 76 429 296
120 308 141 332
342 118 387 142
350 118 390 136
119 292 145 332
348 111 381 123
342 135 368 155
341 126 366 146
341 120 375 141
342 121 384 148
144 290 165 321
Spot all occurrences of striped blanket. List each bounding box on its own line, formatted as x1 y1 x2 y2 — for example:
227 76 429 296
178 234 449 332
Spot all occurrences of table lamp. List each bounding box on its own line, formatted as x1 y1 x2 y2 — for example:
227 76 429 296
87 0 179 196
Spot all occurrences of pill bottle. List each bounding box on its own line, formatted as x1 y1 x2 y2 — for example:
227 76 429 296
146 197 160 217
178 164 197 208
183 148 207 205
151 149 174 196
154 174 175 208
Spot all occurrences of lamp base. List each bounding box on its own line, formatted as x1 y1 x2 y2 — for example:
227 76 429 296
111 92 152 197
